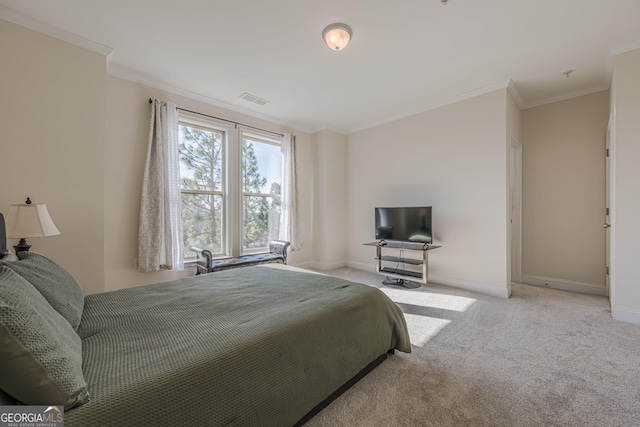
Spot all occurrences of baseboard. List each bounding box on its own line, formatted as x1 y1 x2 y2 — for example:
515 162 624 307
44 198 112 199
521 275 606 296
290 261 315 270
346 261 376 273
428 274 510 299
346 261 510 299
294 261 347 271
611 305 640 325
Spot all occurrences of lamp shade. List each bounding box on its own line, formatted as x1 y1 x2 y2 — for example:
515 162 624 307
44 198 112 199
322 23 352 51
6 203 60 239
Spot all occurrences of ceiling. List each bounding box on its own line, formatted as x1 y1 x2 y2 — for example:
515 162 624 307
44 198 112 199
1 0 639 133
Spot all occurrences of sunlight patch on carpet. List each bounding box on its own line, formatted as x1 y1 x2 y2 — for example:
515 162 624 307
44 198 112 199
402 313 451 347
381 288 476 312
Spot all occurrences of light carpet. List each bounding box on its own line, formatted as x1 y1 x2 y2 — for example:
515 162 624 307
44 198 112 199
304 268 640 427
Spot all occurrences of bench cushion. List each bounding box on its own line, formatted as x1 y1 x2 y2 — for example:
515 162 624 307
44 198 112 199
211 254 284 271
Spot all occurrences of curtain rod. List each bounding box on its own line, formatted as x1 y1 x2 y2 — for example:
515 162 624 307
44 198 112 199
149 98 284 138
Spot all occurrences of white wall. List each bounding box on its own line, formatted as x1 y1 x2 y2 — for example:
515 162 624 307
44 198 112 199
0 19 316 293
7 17 637 320
610 48 640 324
0 19 106 295
521 91 609 295
104 76 315 291
310 129 348 270
507 92 522 143
346 90 510 298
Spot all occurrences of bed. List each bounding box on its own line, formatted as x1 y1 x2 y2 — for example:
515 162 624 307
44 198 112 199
0 213 410 426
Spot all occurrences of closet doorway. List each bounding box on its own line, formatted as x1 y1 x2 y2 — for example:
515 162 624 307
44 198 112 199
510 136 523 285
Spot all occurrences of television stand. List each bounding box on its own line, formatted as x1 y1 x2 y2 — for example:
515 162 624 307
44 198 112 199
382 277 421 289
363 241 441 287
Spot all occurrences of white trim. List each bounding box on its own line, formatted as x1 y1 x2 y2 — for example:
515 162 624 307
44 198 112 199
346 261 510 298
509 136 523 285
521 83 610 111
603 40 640 90
347 80 512 134
4 3 637 135
610 39 640 57
611 305 640 325
517 39 640 112
107 65 315 135
297 261 348 271
521 275 606 296
428 274 511 299
605 115 613 299
506 81 526 110
346 260 376 273
607 112 616 307
0 5 309 135
290 261 315 270
311 126 349 136
178 110 233 133
611 306 640 325
0 6 113 58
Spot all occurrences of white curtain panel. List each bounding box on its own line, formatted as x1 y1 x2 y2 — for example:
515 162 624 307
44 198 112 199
280 133 302 251
138 99 184 272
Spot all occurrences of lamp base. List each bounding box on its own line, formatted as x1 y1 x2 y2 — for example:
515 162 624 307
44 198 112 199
13 238 31 253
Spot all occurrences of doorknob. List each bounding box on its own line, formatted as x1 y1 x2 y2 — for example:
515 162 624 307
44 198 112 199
603 223 611 228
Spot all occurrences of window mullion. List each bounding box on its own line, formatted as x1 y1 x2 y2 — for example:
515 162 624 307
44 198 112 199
178 120 227 259
181 190 223 196
242 192 280 198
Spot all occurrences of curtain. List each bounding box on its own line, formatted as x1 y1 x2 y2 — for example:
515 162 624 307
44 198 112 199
138 99 183 271
280 133 302 251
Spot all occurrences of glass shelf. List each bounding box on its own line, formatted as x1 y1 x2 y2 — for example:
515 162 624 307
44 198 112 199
364 241 442 286
363 241 441 251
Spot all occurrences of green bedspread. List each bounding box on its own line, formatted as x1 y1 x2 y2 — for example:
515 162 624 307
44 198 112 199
66 265 410 426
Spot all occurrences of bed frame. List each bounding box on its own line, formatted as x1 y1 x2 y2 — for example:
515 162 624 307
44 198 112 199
295 351 392 426
0 214 400 424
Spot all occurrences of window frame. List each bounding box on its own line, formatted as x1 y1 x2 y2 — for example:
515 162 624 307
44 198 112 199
240 130 282 255
178 116 228 260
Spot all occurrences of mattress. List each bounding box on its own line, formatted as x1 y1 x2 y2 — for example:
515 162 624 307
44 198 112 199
66 264 410 426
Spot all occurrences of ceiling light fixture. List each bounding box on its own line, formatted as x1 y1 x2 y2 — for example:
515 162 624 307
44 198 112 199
322 23 352 51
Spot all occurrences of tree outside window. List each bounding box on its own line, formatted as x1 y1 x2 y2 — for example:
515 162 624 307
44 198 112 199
178 123 281 259
242 136 281 253
178 124 224 256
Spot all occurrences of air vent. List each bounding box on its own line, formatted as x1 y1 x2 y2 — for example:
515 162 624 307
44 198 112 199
240 92 270 106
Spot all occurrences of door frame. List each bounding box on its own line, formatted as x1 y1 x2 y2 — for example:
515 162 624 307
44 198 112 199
509 135 523 285
606 116 615 300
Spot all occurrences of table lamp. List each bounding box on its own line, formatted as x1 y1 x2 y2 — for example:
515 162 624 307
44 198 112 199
6 197 61 253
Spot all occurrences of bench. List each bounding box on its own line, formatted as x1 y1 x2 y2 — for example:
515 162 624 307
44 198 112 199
191 240 291 275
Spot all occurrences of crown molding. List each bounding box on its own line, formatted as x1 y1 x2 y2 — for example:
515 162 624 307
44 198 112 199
348 80 511 134
610 39 640 56
0 7 313 134
5 4 636 136
603 39 640 94
520 83 610 110
506 80 526 110
0 6 113 58
310 126 349 136
107 64 315 135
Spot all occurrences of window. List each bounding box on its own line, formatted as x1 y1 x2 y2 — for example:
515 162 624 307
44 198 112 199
178 117 282 260
178 123 225 257
242 133 282 253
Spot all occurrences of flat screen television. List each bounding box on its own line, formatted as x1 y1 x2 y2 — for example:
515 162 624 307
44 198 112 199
375 206 432 244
